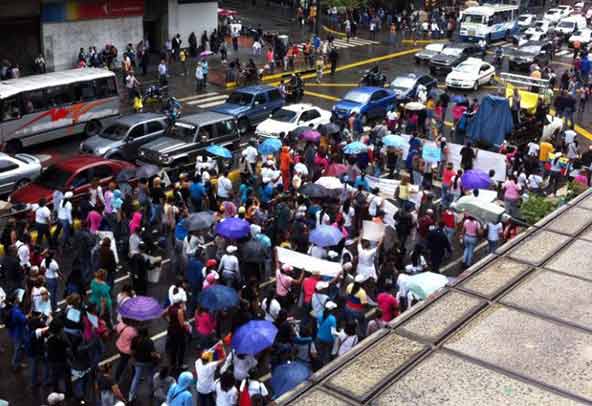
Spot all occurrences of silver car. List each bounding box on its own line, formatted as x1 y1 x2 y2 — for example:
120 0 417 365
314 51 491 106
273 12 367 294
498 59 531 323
0 152 42 195
80 113 167 162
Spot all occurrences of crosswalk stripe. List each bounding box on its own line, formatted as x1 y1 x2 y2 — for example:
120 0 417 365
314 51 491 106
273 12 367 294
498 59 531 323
199 99 229 108
186 95 228 105
332 40 358 48
178 92 219 102
347 38 379 45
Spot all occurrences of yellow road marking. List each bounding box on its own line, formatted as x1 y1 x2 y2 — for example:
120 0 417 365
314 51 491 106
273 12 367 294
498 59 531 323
303 90 341 101
322 25 347 37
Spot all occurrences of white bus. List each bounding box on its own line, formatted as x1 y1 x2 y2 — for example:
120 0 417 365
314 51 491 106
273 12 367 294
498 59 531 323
459 4 520 43
0 68 120 152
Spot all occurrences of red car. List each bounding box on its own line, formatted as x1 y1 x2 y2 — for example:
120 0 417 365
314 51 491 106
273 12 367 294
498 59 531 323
10 155 136 206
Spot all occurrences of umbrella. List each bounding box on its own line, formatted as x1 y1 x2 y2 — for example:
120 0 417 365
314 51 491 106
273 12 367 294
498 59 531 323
294 163 309 176
315 176 343 190
199 285 240 311
259 138 282 155
325 163 348 177
231 320 278 355
136 164 160 179
116 168 136 183
453 195 506 225
118 296 162 321
452 95 466 104
215 217 251 239
271 361 312 398
319 122 340 136
300 183 333 199
382 134 407 148
200 50 214 57
404 101 426 111
290 126 312 139
461 169 491 190
186 211 214 232
206 145 232 159
300 129 321 142
344 141 368 155
407 272 448 300
309 224 343 247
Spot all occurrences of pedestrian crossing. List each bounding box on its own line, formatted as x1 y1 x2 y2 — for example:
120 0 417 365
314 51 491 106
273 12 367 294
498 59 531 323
296 37 380 52
180 92 228 108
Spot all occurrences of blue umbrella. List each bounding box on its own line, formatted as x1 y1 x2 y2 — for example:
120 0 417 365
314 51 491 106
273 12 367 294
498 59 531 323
452 95 466 104
199 285 239 311
382 134 407 148
344 141 368 155
461 169 492 190
215 217 251 239
259 138 282 155
231 320 278 355
309 224 343 247
206 145 232 159
271 361 312 398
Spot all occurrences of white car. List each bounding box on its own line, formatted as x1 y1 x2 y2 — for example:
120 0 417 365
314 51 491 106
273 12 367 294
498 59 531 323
445 58 495 90
255 104 332 138
525 20 552 36
0 153 42 196
569 28 592 46
518 14 537 30
557 4 574 17
543 8 564 24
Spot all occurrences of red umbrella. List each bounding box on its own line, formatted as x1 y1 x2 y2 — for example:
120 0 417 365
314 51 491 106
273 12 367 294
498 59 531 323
326 163 348 177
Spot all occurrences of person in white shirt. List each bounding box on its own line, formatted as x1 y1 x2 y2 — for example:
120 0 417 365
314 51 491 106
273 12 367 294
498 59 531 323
195 352 223 404
333 322 359 357
527 173 543 194
368 194 383 218
215 372 238 406
55 191 73 247
486 220 503 254
218 245 240 287
239 377 269 401
41 250 61 311
229 351 257 382
261 290 281 321
242 141 259 175
217 171 233 200
564 129 576 145
15 235 31 269
526 141 539 157
88 179 104 208
34 198 52 246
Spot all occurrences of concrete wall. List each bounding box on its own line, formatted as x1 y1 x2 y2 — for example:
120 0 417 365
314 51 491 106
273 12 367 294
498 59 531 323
41 16 143 71
168 1 218 49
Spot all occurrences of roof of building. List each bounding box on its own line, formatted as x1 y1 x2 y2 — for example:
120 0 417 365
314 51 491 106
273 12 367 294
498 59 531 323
278 189 592 405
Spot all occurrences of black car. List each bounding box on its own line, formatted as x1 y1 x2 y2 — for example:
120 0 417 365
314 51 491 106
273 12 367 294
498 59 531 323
414 43 447 64
507 41 553 72
390 74 438 102
429 43 480 75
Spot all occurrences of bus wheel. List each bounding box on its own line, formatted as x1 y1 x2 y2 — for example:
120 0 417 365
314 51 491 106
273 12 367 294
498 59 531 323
5 140 22 154
85 120 102 137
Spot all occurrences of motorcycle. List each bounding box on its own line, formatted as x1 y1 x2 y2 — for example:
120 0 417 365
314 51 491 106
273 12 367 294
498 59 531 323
494 48 504 67
360 66 387 87
163 97 182 125
237 67 262 86
143 85 168 111
285 81 304 102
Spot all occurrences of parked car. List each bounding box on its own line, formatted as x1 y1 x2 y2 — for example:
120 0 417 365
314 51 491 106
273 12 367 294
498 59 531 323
569 28 592 47
525 20 552 36
445 58 495 90
507 41 553 71
555 15 587 37
513 30 550 46
429 43 480 74
332 87 397 124
517 14 537 31
0 153 42 196
10 155 134 206
137 112 239 168
255 104 332 138
414 43 447 64
209 85 284 133
390 74 438 102
543 8 564 24
80 113 167 162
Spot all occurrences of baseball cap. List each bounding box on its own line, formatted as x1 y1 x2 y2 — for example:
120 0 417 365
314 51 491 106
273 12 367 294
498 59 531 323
325 301 338 310
47 393 65 405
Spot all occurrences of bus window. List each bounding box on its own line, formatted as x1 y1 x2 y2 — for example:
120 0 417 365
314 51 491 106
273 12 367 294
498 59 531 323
46 85 74 107
1 97 21 121
95 77 118 98
21 89 46 114
75 81 96 102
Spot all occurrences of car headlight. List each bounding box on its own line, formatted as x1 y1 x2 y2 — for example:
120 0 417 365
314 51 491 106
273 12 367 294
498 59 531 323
139 150 146 157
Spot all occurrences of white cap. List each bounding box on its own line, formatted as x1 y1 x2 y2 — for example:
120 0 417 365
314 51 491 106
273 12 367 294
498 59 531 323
226 245 238 254
327 250 338 259
64 191 73 199
325 301 338 310
47 393 65 405
354 274 365 283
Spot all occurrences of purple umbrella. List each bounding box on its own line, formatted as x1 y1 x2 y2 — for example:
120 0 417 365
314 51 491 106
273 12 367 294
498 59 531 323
215 217 251 239
200 50 214 57
118 296 162 321
461 169 492 190
309 224 343 247
232 320 278 355
300 129 321 143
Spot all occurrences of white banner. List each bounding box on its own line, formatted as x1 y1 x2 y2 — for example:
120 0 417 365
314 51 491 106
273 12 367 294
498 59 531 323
276 247 342 277
363 220 385 241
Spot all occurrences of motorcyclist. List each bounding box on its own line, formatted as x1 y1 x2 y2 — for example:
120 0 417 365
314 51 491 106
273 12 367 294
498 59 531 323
286 73 303 101
164 97 182 123
495 46 503 66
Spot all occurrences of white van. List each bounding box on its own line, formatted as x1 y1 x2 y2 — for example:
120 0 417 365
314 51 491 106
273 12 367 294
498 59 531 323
555 15 588 36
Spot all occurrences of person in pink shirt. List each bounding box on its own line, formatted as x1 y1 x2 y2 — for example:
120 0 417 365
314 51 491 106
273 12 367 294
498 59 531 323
114 321 138 381
275 263 303 307
502 175 522 219
194 306 217 350
461 215 481 268
87 209 103 234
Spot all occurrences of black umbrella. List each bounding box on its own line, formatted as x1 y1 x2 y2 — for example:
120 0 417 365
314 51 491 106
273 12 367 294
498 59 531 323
136 164 160 179
186 212 215 232
319 122 340 136
240 239 266 264
300 183 335 199
116 168 137 183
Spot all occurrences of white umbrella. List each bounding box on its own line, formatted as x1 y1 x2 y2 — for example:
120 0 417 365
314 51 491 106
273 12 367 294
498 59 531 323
315 176 343 190
407 272 448 300
404 101 426 111
294 163 309 176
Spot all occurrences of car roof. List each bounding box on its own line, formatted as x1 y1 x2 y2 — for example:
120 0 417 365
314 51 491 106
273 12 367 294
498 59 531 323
447 42 474 49
461 57 486 65
519 13 536 17
282 103 316 112
53 155 114 172
232 85 277 94
178 111 235 126
114 113 166 126
350 86 390 94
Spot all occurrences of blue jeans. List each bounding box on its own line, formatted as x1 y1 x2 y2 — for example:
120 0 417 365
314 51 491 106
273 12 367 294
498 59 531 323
445 227 456 247
488 239 498 254
344 307 367 338
46 277 59 311
440 184 450 207
60 219 71 245
463 235 478 266
129 362 154 401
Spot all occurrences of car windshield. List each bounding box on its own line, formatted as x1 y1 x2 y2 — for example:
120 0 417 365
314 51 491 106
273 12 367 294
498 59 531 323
101 123 130 140
168 123 196 143
227 92 253 105
442 47 463 56
36 166 72 189
455 63 477 73
270 109 297 122
520 45 542 54
343 90 370 104
425 44 443 52
558 21 574 28
462 14 484 24
392 77 415 91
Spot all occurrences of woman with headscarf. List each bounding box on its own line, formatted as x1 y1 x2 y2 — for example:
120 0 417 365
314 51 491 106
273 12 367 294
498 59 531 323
166 370 194 406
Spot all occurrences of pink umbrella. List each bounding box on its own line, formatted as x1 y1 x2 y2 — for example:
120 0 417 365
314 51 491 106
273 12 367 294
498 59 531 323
326 163 348 177
200 50 214 58
300 129 321 143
